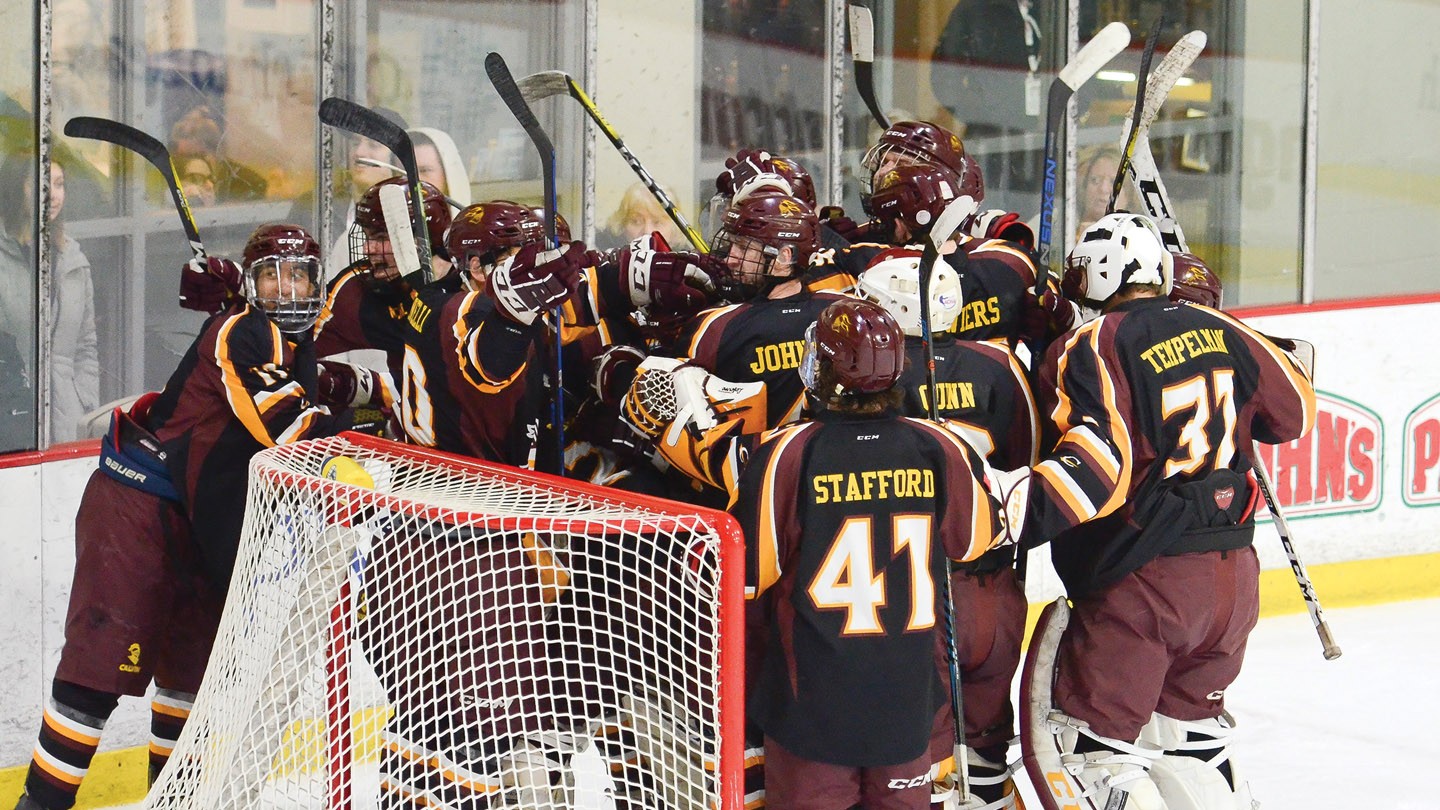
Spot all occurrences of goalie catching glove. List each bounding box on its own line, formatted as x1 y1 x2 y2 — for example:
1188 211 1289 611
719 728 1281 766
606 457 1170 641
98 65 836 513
489 241 588 325
622 358 717 444
179 256 243 314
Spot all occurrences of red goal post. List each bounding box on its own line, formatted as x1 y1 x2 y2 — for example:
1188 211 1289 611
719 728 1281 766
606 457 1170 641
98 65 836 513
144 432 746 810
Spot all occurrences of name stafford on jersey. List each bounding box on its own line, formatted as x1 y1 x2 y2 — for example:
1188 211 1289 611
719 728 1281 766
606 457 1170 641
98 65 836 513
812 468 936 503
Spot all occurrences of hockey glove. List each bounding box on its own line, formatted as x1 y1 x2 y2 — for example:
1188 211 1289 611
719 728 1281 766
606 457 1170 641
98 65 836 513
591 344 647 407
618 232 720 312
489 241 587 325
715 148 773 197
179 256 243 314
985 465 1032 549
968 209 1036 250
818 205 877 243
318 360 385 409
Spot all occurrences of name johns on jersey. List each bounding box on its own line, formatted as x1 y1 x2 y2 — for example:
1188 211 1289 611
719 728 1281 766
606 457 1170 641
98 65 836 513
1139 328 1229 373
813 468 936 503
919 381 976 412
749 339 806 374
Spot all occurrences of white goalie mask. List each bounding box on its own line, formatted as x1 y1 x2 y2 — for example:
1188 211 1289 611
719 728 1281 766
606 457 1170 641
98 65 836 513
856 248 962 337
1063 213 1174 323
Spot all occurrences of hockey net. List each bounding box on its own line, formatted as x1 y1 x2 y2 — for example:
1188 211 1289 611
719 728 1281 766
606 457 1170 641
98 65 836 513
145 432 745 810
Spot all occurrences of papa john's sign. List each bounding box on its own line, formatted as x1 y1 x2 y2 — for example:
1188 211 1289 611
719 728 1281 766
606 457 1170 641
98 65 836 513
1252 392 1382 519
1403 392 1440 508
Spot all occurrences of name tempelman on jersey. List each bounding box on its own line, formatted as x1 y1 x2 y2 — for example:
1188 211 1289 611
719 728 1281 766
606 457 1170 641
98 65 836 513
1139 328 1229 373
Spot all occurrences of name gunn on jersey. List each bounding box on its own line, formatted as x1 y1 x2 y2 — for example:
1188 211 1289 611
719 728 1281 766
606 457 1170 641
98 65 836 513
749 339 806 374
919 381 975 412
1139 328 1229 373
812 468 936 503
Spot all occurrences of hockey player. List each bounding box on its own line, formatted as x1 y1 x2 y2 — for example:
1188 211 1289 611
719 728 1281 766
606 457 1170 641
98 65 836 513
13 225 349 810
855 250 1037 810
1013 214 1317 810
730 298 1009 810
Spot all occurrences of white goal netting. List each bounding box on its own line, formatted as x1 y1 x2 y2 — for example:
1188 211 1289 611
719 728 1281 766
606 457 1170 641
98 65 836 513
145 433 744 810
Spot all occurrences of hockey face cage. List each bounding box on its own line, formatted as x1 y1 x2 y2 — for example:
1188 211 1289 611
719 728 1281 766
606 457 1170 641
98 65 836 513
143 433 747 810
243 254 325 333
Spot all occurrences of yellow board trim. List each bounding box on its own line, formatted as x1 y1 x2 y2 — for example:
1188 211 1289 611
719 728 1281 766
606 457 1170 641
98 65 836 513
3 552 1437 809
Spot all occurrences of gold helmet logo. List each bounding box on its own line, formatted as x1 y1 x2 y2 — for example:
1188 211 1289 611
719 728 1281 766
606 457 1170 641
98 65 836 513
462 205 486 224
127 644 141 665
880 170 902 190
950 134 963 154
772 158 791 172
833 313 852 334
778 199 803 216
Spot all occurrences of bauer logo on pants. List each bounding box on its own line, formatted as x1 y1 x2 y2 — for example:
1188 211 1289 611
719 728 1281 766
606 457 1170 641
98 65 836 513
1253 391 1381 518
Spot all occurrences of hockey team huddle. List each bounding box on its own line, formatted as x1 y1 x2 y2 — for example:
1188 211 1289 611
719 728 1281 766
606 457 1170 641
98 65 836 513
17 113 1317 810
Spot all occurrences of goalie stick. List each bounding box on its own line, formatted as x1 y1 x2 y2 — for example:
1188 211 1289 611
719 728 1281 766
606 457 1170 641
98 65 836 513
486 51 568 476
846 1 889 129
64 117 205 264
917 193 981 802
318 97 433 284
1120 29 1207 253
1034 21 1131 295
516 70 710 254
1106 13 1164 215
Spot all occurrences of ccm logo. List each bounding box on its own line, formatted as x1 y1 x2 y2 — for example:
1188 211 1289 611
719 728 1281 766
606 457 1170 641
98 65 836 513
856 434 880 441
886 773 931 790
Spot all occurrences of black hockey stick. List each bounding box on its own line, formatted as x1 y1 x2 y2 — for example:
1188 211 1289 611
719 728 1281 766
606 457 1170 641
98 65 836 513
917 193 980 801
847 1 889 129
1106 13 1164 215
64 117 205 264
486 51 567 476
318 97 433 284
1252 439 1342 660
515 69 710 253
1034 21 1131 296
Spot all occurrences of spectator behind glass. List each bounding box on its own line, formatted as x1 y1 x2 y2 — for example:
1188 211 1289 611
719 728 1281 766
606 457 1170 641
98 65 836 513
0 153 98 444
168 105 267 202
408 127 471 208
598 181 686 251
178 153 218 208
1074 145 1138 244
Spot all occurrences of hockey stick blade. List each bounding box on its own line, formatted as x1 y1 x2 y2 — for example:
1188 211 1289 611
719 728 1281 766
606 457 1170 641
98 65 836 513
319 98 432 282
847 3 890 129
1035 22 1131 289
1108 14 1163 214
1123 30 1206 253
1127 31 1207 138
380 183 421 278
65 116 205 261
486 53 557 242
930 195 980 252
1057 21 1131 91
516 70 573 105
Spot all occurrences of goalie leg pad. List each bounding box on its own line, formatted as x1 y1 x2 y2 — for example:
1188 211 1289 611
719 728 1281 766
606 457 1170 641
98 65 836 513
1019 599 1164 810
1140 713 1256 810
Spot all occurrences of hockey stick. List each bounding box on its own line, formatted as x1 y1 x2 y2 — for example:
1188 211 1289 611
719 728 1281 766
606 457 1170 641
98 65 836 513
1034 21 1131 296
318 98 434 284
487 52 567 476
847 1 889 129
1106 13 1164 215
1251 440 1342 660
1122 30 1207 253
917 193 980 801
64 117 205 263
516 70 710 254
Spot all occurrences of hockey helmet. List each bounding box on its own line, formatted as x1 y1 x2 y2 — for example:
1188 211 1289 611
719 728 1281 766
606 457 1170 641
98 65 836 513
351 176 453 268
1169 252 1223 309
869 163 967 237
1062 213 1175 321
710 189 819 302
240 223 324 333
800 298 906 395
528 207 573 243
446 201 547 290
856 247 962 337
861 121 974 210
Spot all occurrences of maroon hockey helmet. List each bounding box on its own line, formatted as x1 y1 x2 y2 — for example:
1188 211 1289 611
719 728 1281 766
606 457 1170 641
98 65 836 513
1169 252 1223 309
446 201 547 285
240 223 324 333
528 207 573 243
715 149 817 208
869 163 966 236
353 176 453 256
710 189 820 301
861 121 971 208
800 298 906 395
